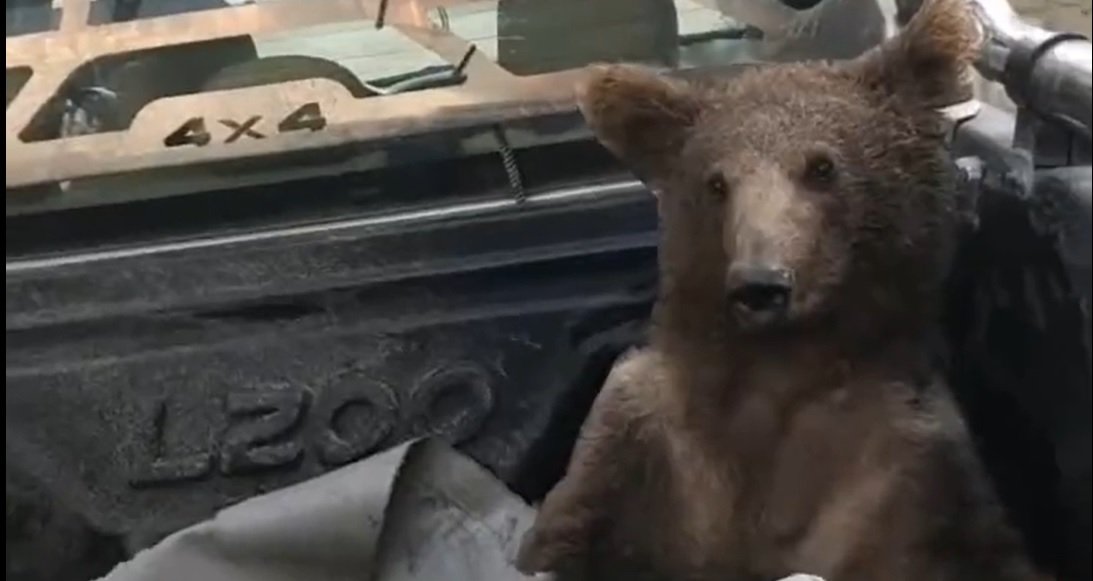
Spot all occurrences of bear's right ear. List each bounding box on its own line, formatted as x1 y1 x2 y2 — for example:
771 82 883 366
848 0 982 109
576 64 701 176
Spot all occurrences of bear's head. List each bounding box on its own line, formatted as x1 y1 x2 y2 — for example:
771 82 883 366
577 0 980 340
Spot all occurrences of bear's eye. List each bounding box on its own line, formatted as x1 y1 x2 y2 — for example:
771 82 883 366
803 153 837 188
706 173 729 200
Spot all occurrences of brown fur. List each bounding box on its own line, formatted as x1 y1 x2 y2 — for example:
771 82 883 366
516 1 1049 579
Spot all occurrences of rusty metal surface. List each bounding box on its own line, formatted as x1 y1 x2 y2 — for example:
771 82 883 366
6 0 1087 192
6 74 581 189
4 0 892 193
6 0 565 190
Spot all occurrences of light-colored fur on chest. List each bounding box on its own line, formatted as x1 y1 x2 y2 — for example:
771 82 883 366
516 293 1053 579
614 350 936 578
517 343 1047 581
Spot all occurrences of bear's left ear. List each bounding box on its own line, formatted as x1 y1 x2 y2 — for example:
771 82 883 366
848 0 982 109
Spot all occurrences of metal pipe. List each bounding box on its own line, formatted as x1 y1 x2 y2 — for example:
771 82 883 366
1027 40 1092 136
970 0 1054 56
969 0 1092 135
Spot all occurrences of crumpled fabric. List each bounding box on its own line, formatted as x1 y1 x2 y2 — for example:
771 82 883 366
96 439 539 581
96 438 822 581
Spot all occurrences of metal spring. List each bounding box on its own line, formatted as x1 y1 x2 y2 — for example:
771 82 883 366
493 125 526 203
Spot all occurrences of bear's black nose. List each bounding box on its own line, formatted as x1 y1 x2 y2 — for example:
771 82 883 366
725 266 793 317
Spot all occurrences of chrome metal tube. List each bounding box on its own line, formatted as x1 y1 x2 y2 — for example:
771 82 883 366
1028 39 1092 135
970 0 1092 135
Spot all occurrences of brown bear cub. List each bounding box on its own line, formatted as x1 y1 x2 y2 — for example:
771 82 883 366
515 0 1051 580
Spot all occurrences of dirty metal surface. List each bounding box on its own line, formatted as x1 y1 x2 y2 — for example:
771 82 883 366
6 173 659 542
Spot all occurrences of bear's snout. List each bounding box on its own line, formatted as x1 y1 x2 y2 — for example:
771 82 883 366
725 264 793 327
